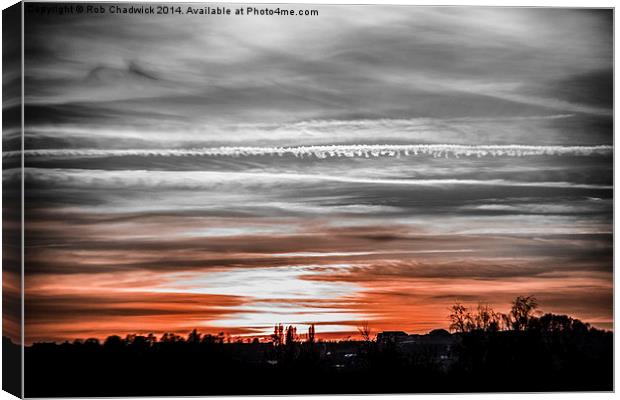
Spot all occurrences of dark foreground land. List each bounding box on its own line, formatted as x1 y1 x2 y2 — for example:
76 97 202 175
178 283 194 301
16 318 613 397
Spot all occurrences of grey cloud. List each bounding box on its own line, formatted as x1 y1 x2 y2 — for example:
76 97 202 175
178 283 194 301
24 7 612 146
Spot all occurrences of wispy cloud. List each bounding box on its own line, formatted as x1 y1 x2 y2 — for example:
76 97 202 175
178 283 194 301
13 144 612 160
24 167 613 191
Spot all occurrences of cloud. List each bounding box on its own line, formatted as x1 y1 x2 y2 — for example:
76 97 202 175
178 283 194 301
12 143 613 160
24 291 257 342
24 7 612 136
23 167 613 192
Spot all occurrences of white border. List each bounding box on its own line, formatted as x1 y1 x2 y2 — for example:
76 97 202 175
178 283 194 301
0 1 616 400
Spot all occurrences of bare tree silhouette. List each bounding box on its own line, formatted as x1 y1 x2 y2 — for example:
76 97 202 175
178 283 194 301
473 303 502 332
358 321 372 342
448 302 473 333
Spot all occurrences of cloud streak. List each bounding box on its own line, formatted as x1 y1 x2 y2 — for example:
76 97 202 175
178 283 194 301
23 168 613 191
11 144 613 160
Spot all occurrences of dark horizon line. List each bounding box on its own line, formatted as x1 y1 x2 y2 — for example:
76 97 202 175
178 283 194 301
9 320 614 347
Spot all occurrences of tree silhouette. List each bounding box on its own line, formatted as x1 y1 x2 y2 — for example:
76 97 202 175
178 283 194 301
535 313 590 334
473 303 502 332
358 321 372 342
160 332 184 343
285 325 298 345
103 335 123 349
507 295 538 331
307 324 316 344
19 295 612 396
187 329 201 344
271 324 284 347
448 302 473 333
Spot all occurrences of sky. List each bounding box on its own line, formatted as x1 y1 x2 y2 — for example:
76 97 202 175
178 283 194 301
11 5 613 343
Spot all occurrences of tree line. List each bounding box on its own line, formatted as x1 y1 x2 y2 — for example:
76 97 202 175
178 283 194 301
19 295 612 396
448 295 594 334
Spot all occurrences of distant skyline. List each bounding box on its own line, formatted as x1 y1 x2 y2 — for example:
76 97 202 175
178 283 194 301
17 5 612 342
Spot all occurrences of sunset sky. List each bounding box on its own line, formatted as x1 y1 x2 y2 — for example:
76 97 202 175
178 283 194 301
15 5 612 343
